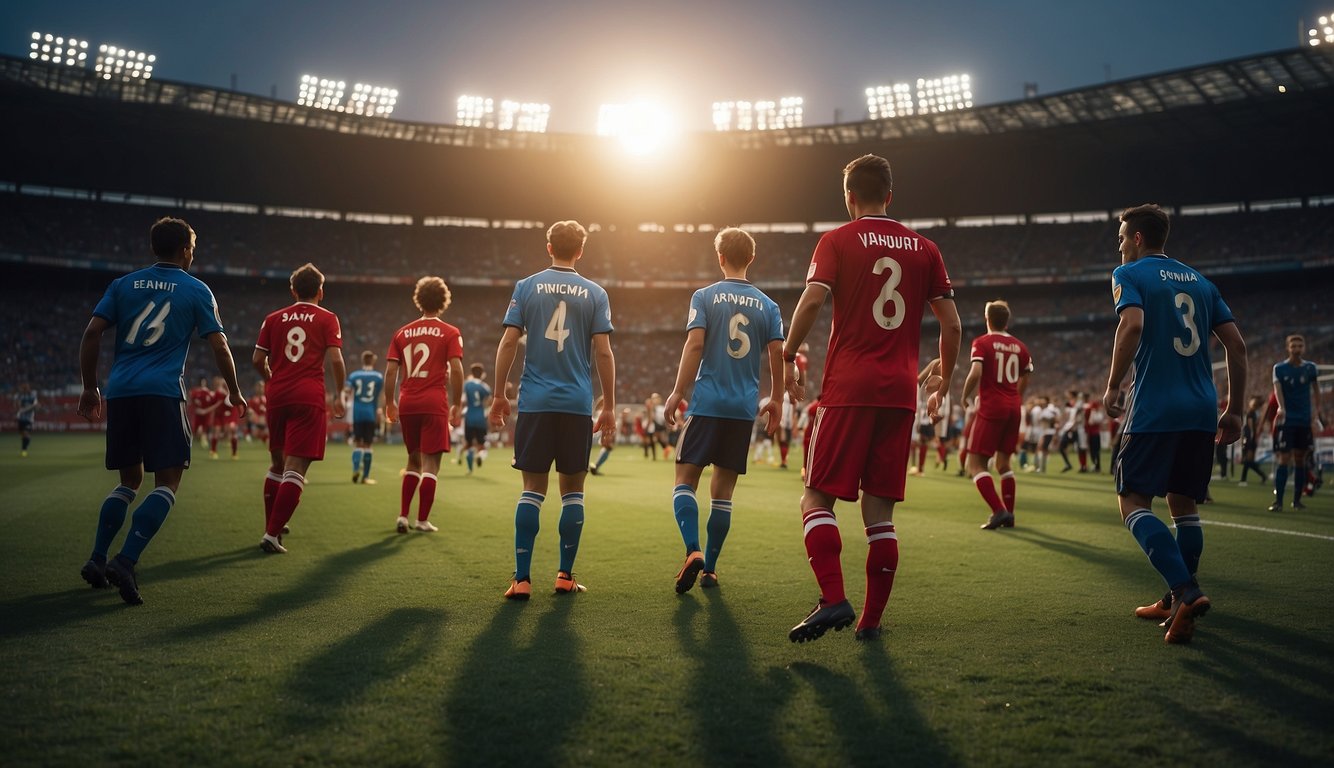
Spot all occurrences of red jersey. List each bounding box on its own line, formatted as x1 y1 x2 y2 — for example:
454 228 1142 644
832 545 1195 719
807 216 952 409
190 386 220 417
387 317 464 416
256 301 342 409
250 394 268 420
970 332 1033 420
218 390 239 424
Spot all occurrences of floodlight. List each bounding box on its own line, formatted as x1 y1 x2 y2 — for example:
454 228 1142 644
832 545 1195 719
1309 13 1334 45
347 81 398 116
914 74 972 114
29 32 89 66
94 44 154 81
498 100 550 133
711 96 802 130
457 94 496 127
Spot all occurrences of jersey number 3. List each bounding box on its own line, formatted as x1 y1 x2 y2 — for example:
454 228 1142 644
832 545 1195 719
1172 292 1201 357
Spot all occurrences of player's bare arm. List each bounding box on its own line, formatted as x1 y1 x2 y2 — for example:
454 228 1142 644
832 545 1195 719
490 326 522 428
664 328 705 430
251 348 272 382
383 360 400 423
1103 306 1144 418
783 283 829 401
592 332 617 447
76 316 111 421
448 357 465 428
1312 372 1324 431
207 332 247 418
762 338 784 437
1212 320 1247 445
928 298 962 421
328 347 347 420
962 360 983 405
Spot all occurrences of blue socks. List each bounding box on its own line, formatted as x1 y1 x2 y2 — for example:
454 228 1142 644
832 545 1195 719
1274 464 1289 507
1125 509 1190 590
92 485 137 559
558 492 585 573
118 487 176 563
673 484 699 552
1173 514 1203 576
594 448 611 470
361 449 372 480
513 491 543 581
352 448 363 475
704 499 732 572
466 448 475 472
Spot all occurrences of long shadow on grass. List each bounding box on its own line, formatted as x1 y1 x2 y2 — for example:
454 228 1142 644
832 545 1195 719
282 606 447 734
168 536 404 641
439 599 586 766
1004 526 1144 579
674 594 789 766
788 649 961 767
1 586 130 639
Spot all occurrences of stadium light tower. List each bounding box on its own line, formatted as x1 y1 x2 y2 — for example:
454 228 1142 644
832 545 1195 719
915 74 972 114
1309 13 1334 45
457 95 495 127
298 75 396 115
498 100 551 133
348 83 398 116
94 44 155 81
865 83 915 118
29 33 89 67
711 96 803 130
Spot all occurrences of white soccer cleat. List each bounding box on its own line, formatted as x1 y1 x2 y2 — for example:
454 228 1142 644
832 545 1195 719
414 520 439 533
396 516 409 534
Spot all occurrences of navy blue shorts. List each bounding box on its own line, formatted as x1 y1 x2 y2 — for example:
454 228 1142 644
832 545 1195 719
676 415 752 474
1276 425 1314 453
106 396 192 472
513 412 593 475
352 419 377 444
465 424 488 445
1114 431 1214 502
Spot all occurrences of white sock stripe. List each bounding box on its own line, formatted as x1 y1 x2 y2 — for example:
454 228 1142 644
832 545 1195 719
673 489 697 501
109 486 137 502
972 473 991 484
281 472 305 487
867 531 898 543
562 492 584 502
421 473 438 482
1173 516 1202 528
866 521 895 531
404 471 421 479
265 471 283 482
710 499 733 509
150 487 176 503
520 491 545 503
1125 509 1153 531
803 517 839 536
999 471 1016 479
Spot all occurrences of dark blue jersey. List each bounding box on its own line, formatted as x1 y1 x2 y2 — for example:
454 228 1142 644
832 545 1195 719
1273 360 1319 426
463 379 492 427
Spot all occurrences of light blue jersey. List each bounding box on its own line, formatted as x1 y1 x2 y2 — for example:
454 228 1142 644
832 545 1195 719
1274 360 1318 426
346 369 385 423
503 267 613 415
1112 254 1234 433
685 279 785 421
92 263 225 400
464 379 492 427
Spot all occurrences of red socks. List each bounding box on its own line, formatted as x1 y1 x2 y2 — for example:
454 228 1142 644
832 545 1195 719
263 471 282 526
1000 471 1016 515
267 471 304 537
802 508 845 604
860 522 899 631
401 471 421 517
417 473 437 522
974 472 1005 513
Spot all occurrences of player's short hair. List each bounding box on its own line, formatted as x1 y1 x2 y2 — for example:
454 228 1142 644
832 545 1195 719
413 276 451 314
984 300 1011 331
1120 204 1170 250
290 263 324 300
150 217 194 258
1286 334 1305 344
843 154 893 204
361 351 376 366
714 227 755 269
547 220 587 260
470 363 485 378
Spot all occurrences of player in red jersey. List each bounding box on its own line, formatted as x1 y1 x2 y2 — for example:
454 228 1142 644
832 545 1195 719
249 380 269 444
188 376 220 450
961 301 1033 530
384 276 464 534
782 154 962 643
213 376 241 460
252 263 346 553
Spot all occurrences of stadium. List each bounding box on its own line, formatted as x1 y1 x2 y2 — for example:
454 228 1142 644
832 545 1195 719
3 8 1334 767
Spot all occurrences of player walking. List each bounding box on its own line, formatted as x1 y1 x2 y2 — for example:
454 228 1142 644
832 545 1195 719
661 228 784 593
462 363 492 474
345 351 385 484
1103 204 1246 644
15 382 37 456
782 154 962 642
1270 334 1323 511
491 221 616 600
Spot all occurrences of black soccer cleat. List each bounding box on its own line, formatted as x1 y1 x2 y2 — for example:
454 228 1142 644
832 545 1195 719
1267 502 1283 512
980 510 1015 530
1292 500 1307 510
80 558 109 589
788 599 855 643
854 626 883 642
104 555 143 606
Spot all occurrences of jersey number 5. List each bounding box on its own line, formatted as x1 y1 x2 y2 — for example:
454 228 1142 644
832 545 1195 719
727 312 752 359
126 301 171 347
1172 292 1201 357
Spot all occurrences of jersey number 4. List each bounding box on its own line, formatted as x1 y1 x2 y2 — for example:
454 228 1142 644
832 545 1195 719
126 301 172 347
545 300 571 352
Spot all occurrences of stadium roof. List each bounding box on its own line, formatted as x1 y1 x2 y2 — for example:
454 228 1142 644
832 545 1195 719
2 46 1332 149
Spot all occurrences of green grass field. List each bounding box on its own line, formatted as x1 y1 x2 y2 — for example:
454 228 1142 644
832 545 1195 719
2 434 1332 767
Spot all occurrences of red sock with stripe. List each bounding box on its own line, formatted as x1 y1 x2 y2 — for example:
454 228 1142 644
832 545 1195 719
401 471 421 518
1000 471 1016 515
801 508 845 604
267 471 304 537
860 522 899 631
973 472 1005 513
263 471 282 528
417 473 437 522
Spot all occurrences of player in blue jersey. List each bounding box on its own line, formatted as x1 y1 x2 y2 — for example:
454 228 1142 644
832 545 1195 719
15 382 37 457
490 220 616 599
76 217 246 605
662 228 785 593
344 351 385 484
1102 204 1246 644
462 363 492 474
1270 334 1323 511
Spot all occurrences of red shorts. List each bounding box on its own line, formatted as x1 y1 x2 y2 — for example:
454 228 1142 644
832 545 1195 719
968 410 1021 458
805 406 913 502
400 413 452 455
191 415 212 432
268 404 327 460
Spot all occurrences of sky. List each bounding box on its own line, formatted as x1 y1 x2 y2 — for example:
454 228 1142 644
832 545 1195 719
1 0 1323 134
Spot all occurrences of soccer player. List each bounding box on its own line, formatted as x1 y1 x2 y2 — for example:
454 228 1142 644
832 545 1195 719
961 300 1033 530
345 351 385 484
188 376 221 452
1102 204 1246 645
490 220 616 600
782 154 961 643
1270 334 1323 511
248 380 269 444
385 278 464 533
76 217 246 605
15 382 37 456
1238 395 1266 485
253 263 346 554
588 395 613 476
661 227 785 593
213 376 241 459
462 363 492 474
